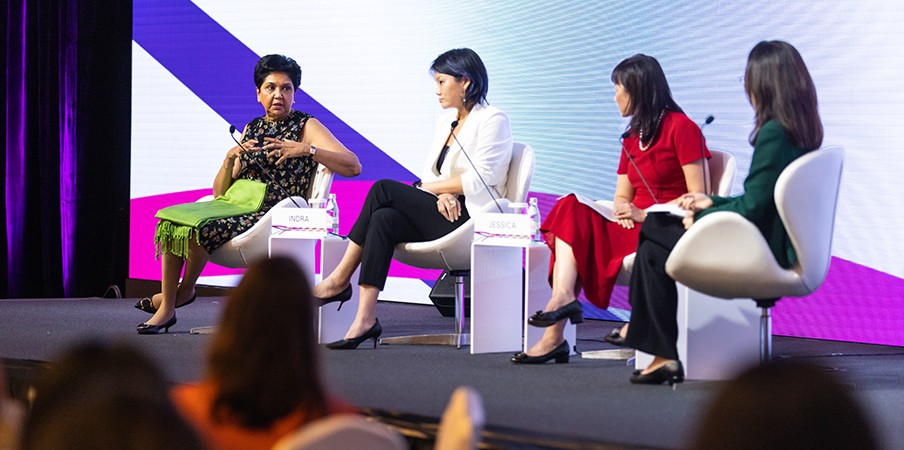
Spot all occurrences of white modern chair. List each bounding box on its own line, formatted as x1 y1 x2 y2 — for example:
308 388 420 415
198 163 334 268
188 164 333 335
380 142 535 348
612 148 738 285
665 146 844 363
271 415 407 450
584 149 739 366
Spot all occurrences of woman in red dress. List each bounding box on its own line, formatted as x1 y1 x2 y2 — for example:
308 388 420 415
512 54 710 364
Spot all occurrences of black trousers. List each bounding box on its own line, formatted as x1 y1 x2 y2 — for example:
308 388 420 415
347 180 469 290
624 213 687 361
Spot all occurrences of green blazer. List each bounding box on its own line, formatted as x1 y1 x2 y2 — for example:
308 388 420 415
695 120 810 269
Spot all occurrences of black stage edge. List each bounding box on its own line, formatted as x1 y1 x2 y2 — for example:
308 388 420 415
2 297 904 449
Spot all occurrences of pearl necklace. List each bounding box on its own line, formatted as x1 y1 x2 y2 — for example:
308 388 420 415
638 109 666 152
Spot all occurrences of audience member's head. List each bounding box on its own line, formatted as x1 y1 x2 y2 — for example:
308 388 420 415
206 256 327 428
690 361 879 450
0 360 25 450
21 340 203 450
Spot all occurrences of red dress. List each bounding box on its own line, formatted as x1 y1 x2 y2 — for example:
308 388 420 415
541 111 709 309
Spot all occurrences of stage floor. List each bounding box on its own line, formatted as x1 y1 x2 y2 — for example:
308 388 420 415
2 296 903 449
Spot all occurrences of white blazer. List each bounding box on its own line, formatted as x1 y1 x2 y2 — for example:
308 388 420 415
420 103 513 215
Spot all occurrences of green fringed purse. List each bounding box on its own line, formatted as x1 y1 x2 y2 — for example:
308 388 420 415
153 179 268 259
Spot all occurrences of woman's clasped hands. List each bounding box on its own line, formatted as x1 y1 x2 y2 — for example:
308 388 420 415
613 200 645 229
261 136 314 165
437 193 462 222
679 193 713 229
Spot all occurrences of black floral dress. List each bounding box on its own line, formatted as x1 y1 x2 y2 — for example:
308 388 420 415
197 110 315 253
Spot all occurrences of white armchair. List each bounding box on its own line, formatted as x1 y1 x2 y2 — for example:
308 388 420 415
612 148 738 284
380 142 535 347
665 146 844 363
198 163 334 268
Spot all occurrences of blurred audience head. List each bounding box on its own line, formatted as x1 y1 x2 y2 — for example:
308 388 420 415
0 360 25 450
206 256 327 428
21 340 203 450
690 361 879 450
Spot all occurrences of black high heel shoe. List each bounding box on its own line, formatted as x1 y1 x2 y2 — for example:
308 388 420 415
326 319 382 349
511 340 570 364
604 327 628 347
527 300 583 327
136 313 177 335
313 285 353 311
134 292 197 314
630 360 684 385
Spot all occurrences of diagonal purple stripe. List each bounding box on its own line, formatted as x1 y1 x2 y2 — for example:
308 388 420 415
132 0 412 181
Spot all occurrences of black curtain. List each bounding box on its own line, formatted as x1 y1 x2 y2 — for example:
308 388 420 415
1 0 131 298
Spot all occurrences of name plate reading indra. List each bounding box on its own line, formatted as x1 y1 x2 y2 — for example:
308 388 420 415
474 213 531 246
271 208 330 238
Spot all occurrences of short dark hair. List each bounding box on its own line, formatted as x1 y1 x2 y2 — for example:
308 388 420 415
207 256 327 428
745 41 823 149
430 48 489 109
611 54 683 146
254 54 302 91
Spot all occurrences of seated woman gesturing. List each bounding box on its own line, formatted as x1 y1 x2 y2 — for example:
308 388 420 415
136 54 361 334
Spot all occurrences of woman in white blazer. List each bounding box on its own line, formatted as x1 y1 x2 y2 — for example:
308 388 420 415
313 48 513 349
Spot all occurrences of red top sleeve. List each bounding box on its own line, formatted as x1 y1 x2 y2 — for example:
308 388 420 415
617 111 710 208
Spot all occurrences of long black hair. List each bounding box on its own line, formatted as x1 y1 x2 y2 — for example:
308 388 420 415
611 54 683 146
745 41 823 150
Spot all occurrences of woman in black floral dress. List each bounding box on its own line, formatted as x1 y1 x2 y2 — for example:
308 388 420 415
136 54 361 334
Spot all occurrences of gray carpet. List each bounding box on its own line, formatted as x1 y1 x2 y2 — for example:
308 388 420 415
2 296 903 449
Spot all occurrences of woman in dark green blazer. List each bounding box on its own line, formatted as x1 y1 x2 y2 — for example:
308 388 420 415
624 41 824 385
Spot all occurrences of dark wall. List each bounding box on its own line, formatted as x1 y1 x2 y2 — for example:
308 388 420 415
73 0 132 297
0 0 131 298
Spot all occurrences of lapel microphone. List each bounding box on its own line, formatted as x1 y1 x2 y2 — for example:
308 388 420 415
699 115 715 195
228 125 302 208
448 120 505 214
620 130 658 204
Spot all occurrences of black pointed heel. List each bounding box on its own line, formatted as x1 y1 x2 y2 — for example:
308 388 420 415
314 285 353 311
630 360 684 385
604 327 628 347
326 319 382 350
136 313 177 335
511 340 570 364
134 292 197 314
527 300 583 327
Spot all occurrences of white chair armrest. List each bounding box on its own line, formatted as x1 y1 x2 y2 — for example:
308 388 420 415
393 199 512 271
665 211 802 299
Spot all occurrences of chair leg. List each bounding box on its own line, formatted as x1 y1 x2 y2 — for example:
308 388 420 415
757 302 776 364
378 272 470 348
454 274 465 349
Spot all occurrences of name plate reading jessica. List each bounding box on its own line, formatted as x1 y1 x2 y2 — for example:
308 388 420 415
271 208 330 238
474 213 531 246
